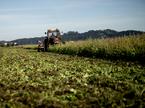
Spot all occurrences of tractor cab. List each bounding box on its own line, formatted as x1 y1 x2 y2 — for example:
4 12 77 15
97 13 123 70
46 29 61 45
38 28 62 52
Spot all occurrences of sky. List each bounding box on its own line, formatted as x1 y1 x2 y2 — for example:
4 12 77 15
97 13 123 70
0 0 145 41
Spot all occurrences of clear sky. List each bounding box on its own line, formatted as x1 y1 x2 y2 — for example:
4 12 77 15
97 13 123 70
0 0 145 41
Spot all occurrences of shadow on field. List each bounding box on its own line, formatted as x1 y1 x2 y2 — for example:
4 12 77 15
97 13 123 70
45 49 145 65
26 48 145 66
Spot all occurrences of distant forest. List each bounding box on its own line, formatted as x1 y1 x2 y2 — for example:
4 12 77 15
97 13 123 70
1 29 144 45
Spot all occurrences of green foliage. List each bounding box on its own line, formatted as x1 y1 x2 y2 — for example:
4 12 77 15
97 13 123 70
47 35 145 62
0 48 145 107
0 47 3 59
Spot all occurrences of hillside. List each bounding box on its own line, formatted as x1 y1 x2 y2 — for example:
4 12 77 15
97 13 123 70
0 29 144 45
62 29 144 41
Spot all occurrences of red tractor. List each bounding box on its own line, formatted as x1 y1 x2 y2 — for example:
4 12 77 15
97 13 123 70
38 28 62 52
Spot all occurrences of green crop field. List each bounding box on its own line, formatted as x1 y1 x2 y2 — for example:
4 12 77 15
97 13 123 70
0 35 145 108
22 34 145 63
48 35 145 63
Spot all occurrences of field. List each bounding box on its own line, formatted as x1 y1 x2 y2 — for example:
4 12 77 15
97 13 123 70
0 35 145 108
23 35 145 63
49 35 145 62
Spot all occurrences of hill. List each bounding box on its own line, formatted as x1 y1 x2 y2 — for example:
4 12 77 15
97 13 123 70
0 29 144 45
62 29 144 41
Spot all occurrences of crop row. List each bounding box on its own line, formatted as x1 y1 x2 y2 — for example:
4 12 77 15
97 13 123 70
0 47 145 107
47 35 145 63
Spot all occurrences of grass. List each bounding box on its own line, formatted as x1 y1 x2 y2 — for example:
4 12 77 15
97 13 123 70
0 47 3 59
0 47 145 107
21 35 145 63
47 35 145 62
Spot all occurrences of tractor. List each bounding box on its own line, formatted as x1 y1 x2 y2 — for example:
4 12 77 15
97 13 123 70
38 28 62 52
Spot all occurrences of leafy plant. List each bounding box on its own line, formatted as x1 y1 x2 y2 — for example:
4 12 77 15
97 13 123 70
1 34 145 107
